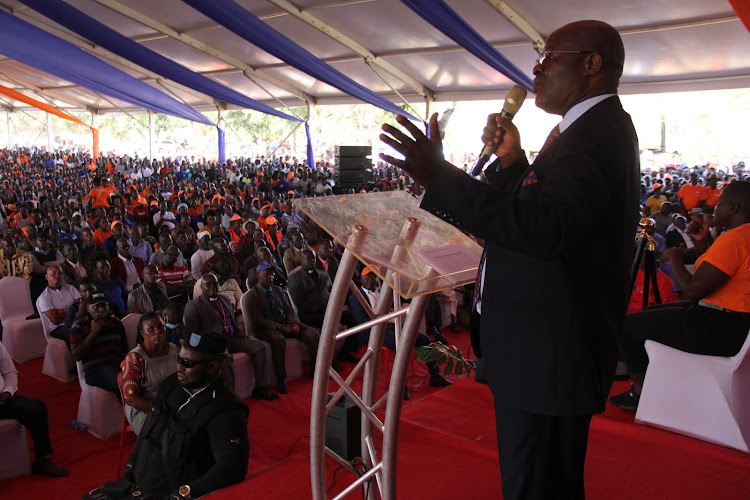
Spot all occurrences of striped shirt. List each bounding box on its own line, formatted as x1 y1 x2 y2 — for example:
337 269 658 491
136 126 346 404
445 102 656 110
69 316 127 375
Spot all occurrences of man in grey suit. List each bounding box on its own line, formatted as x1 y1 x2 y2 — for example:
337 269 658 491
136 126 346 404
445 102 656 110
184 273 279 400
380 20 639 500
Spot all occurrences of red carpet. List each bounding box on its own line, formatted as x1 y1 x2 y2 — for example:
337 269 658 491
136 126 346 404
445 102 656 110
3 328 750 499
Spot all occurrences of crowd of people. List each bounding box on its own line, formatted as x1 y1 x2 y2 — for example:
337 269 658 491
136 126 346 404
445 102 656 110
0 145 455 496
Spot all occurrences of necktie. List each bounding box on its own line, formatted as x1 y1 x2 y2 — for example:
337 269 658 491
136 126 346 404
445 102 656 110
538 124 560 155
264 288 286 321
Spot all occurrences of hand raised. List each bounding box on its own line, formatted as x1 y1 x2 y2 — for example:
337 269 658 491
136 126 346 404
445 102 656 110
379 113 444 188
481 114 524 167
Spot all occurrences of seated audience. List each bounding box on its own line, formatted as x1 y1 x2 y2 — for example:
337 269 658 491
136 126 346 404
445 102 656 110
184 273 279 400
59 240 87 286
162 302 185 347
91 254 127 315
120 312 179 435
190 230 215 281
110 238 144 292
157 245 194 297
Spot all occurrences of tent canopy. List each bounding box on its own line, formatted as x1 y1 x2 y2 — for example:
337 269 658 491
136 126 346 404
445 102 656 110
0 0 747 118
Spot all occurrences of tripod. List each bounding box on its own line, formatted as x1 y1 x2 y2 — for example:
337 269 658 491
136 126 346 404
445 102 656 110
629 218 662 309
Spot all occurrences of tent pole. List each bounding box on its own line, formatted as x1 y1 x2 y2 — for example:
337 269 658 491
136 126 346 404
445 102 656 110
148 110 155 160
46 112 52 151
6 109 11 148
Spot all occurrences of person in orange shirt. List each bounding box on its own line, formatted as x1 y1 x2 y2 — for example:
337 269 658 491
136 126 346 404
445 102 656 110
675 173 708 212
93 216 114 247
88 177 111 209
611 181 750 411
227 215 246 244
263 216 283 252
704 177 722 208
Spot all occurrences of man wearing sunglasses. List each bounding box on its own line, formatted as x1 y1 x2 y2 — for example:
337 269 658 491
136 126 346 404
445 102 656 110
69 292 128 397
122 331 249 500
380 20 639 500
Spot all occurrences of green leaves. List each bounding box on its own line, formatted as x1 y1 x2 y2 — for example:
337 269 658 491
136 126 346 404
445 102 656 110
415 343 475 378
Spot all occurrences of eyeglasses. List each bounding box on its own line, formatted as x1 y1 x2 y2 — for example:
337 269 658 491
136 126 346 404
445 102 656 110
176 355 213 368
535 50 595 66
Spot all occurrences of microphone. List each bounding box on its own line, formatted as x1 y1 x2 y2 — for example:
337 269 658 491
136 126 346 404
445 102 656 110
471 85 528 176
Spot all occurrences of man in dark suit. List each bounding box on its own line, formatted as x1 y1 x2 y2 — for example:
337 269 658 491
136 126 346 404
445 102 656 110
184 273 279 400
245 261 319 394
380 20 639 500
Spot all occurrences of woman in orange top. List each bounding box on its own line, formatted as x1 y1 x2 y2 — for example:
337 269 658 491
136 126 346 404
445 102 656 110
611 181 750 411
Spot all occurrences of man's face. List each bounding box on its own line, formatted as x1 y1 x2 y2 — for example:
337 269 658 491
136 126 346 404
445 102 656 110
362 273 377 291
300 249 315 271
257 268 274 288
318 241 331 260
46 266 63 288
533 26 590 115
213 238 229 256
94 260 111 281
88 300 109 320
130 229 141 245
177 347 217 390
37 234 50 251
143 265 158 287
116 239 131 258
164 245 180 267
60 219 71 232
112 223 124 239
159 234 173 251
62 242 78 262
82 228 94 246
201 274 220 298
674 216 687 231
199 235 212 250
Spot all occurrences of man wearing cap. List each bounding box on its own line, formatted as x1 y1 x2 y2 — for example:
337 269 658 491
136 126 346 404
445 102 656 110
263 216 283 252
644 183 668 215
70 292 128 396
191 231 215 281
102 220 128 259
246 261 320 393
184 273 279 400
227 214 246 244
122 331 249 499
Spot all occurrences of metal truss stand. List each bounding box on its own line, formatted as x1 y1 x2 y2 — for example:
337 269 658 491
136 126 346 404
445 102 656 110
311 218 430 500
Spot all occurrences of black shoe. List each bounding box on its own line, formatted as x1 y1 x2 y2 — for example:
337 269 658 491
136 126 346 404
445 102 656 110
609 386 640 411
429 374 453 388
31 456 69 478
252 387 280 401
337 352 360 364
276 380 289 395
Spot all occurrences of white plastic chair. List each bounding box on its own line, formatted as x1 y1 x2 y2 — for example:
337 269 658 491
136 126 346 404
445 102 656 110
0 419 30 480
635 329 750 453
121 313 141 351
75 361 122 440
36 296 75 382
0 276 47 363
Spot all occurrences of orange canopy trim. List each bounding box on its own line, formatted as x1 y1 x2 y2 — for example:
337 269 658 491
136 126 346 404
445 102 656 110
0 83 99 156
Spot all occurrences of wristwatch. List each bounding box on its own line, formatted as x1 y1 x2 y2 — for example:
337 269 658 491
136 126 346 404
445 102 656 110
178 485 192 500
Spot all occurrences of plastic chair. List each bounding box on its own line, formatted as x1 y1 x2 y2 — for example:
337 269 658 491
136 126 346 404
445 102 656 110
635 329 750 453
36 296 75 382
0 419 30 480
121 313 141 351
0 276 47 363
75 361 122 440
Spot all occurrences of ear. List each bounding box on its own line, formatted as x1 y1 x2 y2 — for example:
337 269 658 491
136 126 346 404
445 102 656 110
583 53 604 76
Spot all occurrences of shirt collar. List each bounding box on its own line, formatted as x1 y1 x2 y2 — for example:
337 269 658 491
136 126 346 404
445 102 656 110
559 94 616 133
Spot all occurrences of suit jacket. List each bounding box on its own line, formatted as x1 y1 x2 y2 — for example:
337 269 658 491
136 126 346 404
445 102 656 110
184 294 241 338
245 283 299 334
422 96 639 416
110 255 145 285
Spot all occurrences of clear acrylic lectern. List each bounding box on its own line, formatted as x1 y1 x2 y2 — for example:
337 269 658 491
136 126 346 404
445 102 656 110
294 190 482 500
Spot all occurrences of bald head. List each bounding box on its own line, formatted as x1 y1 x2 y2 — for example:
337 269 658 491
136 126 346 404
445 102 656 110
551 20 625 79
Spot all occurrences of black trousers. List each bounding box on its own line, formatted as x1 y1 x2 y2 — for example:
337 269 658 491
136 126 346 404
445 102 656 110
619 301 750 373
0 395 53 457
494 403 592 500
